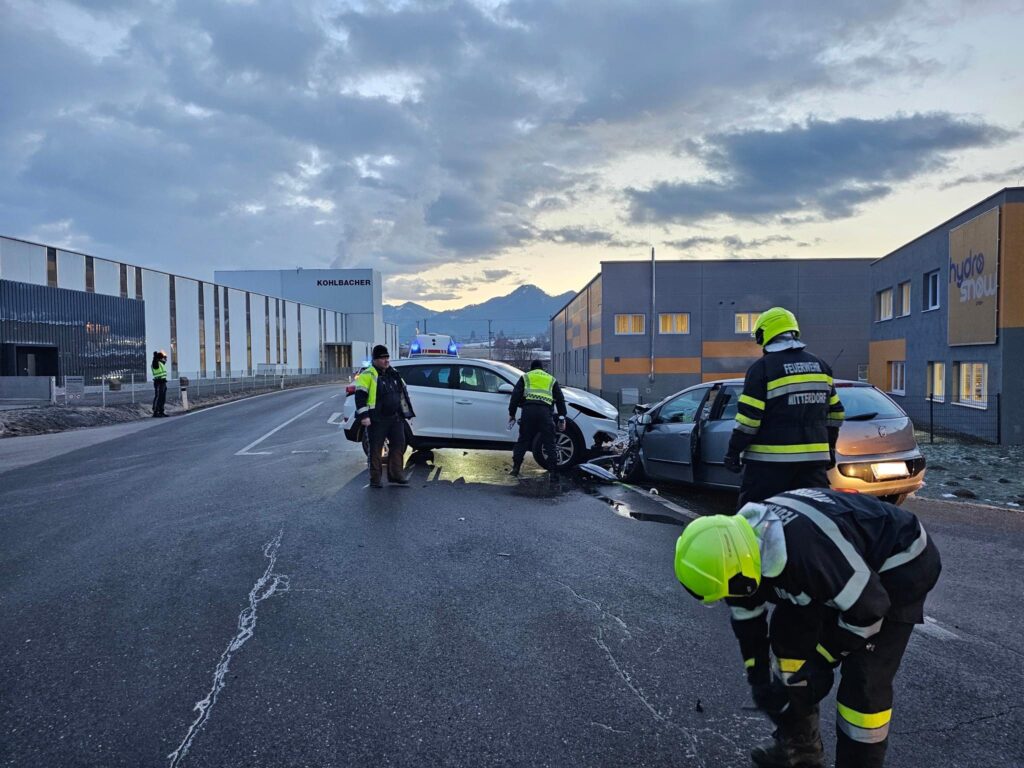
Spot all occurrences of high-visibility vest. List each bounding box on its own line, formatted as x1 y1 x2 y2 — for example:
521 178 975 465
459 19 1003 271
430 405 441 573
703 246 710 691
523 369 555 405
354 366 379 415
152 361 168 381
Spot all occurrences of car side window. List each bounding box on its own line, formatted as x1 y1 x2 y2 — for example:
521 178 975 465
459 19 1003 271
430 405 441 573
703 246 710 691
658 388 707 424
400 365 452 389
457 366 503 394
716 386 742 421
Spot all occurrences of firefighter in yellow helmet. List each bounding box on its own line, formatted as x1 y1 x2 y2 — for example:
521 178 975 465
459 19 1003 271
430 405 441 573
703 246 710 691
725 307 844 507
674 488 941 768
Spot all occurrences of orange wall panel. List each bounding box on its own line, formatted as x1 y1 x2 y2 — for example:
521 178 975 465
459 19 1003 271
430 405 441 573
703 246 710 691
1000 203 1024 328
703 372 746 383
868 339 906 389
603 357 700 375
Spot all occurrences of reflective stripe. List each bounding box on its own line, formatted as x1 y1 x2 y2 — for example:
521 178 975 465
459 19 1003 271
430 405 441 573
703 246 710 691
837 703 892 743
355 406 369 416
829 394 842 406
879 525 929 572
734 423 759 435
735 413 761 428
778 658 805 673
773 587 812 605
838 703 892 730
744 658 756 669
355 384 370 393
744 451 832 463
730 604 767 621
767 373 834 391
747 443 830 454
766 382 833 399
837 718 890 744
816 643 837 664
739 394 765 410
768 497 871 612
838 616 884 639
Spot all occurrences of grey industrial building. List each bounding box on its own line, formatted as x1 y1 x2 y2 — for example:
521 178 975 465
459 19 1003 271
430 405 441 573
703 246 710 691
869 187 1024 445
0 234 397 385
551 258 872 405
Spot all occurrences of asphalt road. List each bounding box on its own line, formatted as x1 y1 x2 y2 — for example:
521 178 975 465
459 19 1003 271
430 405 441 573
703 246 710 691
2 385 1022 768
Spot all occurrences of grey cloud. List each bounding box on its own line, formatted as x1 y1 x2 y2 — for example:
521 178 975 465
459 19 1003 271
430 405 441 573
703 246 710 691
482 269 516 281
666 234 805 252
939 163 1024 190
534 226 645 249
628 114 1014 224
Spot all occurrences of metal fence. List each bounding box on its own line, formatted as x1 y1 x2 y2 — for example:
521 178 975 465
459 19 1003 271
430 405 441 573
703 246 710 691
911 394 1002 444
58 369 354 409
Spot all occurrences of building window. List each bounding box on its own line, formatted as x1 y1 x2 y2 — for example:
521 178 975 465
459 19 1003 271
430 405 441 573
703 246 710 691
198 282 207 377
924 270 940 311
275 299 282 363
614 313 645 335
897 281 911 317
659 312 690 334
223 287 231 375
297 306 303 371
876 288 893 321
734 312 761 334
85 256 95 293
282 302 288 365
887 361 905 395
135 269 143 301
169 277 178 376
265 296 271 364
246 293 253 374
46 248 58 287
119 263 128 298
927 362 945 402
954 362 987 408
213 286 222 377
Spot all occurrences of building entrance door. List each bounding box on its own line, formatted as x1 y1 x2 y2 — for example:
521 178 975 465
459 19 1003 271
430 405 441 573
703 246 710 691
16 346 59 377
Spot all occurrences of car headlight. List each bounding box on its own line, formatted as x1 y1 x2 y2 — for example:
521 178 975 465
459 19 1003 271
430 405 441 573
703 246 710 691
572 404 615 420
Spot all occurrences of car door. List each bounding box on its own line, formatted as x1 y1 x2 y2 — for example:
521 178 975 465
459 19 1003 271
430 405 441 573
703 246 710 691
696 384 743 489
452 364 514 442
641 386 710 484
395 363 454 439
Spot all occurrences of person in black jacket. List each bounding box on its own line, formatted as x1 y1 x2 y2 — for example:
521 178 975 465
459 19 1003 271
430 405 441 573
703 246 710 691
674 488 941 768
725 307 845 507
507 360 567 476
354 345 415 488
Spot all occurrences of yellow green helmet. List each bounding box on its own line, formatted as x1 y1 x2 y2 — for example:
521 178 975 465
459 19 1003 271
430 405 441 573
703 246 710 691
674 515 762 603
752 307 800 346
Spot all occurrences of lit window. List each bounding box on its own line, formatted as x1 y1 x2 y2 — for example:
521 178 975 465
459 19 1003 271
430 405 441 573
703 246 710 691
887 361 905 395
897 281 911 317
659 312 690 334
924 270 940 311
876 288 893 321
734 312 761 334
614 314 645 335
955 362 987 408
926 362 945 402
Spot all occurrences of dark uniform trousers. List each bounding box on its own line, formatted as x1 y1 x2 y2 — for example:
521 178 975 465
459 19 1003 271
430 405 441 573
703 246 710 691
368 414 406 483
513 403 556 470
738 462 830 507
770 602 917 768
152 379 167 415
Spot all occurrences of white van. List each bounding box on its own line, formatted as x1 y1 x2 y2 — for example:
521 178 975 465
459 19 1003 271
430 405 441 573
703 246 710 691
408 333 458 358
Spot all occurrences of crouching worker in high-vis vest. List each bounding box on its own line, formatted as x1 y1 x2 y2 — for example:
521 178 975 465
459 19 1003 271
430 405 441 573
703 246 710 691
674 489 940 768
508 360 567 476
355 345 415 488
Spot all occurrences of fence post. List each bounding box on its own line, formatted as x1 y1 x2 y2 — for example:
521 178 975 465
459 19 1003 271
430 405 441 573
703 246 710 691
131 374 135 404
929 395 934 444
101 376 106 408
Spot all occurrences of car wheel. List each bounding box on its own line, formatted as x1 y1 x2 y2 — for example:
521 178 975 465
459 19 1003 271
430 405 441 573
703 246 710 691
533 423 585 470
618 446 644 482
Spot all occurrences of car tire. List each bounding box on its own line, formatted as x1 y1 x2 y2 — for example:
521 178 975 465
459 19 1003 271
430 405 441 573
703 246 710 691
533 423 585 470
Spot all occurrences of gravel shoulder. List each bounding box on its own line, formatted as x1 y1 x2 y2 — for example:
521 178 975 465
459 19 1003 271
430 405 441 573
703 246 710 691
913 431 1024 510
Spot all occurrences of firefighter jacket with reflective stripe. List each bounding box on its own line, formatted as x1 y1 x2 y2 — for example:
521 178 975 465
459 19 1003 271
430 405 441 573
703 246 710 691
509 372 567 418
728 347 844 463
152 361 168 381
726 489 941 671
354 366 415 420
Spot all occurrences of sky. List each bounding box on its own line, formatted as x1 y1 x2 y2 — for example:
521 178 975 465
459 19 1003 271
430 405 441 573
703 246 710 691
2 0 1023 310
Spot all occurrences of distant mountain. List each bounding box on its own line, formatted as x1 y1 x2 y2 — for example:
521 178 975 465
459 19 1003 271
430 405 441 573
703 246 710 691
384 285 575 342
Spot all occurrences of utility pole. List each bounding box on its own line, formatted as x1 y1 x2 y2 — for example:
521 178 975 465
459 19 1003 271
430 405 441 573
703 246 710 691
487 319 493 359
422 317 428 334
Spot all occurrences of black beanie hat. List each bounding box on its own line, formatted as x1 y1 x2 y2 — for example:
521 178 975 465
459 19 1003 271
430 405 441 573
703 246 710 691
372 344 390 359
530 359 544 370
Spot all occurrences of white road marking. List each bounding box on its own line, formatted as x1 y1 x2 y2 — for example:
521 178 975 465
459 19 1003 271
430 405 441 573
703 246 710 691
620 483 699 521
235 402 323 456
915 615 960 641
326 412 345 425
167 530 290 768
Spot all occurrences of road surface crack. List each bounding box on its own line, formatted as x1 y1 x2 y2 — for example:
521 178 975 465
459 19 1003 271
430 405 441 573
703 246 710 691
893 703 1024 736
167 529 290 767
554 580 634 637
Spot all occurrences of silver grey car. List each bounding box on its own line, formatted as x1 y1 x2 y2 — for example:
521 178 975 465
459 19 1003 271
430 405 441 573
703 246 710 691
627 378 926 504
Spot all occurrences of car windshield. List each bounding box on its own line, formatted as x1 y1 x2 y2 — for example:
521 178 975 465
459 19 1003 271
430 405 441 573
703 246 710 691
835 385 906 419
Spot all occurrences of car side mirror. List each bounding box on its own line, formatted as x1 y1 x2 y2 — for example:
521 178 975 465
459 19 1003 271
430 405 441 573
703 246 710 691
497 382 514 394
636 413 652 426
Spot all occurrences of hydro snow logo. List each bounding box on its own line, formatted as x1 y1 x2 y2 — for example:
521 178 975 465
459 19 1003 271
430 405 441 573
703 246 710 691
949 249 996 304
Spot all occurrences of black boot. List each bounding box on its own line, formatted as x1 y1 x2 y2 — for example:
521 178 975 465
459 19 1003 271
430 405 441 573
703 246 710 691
751 710 824 768
510 463 521 477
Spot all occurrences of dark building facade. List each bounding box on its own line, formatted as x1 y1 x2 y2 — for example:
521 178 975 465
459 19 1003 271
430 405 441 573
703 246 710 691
0 279 146 384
